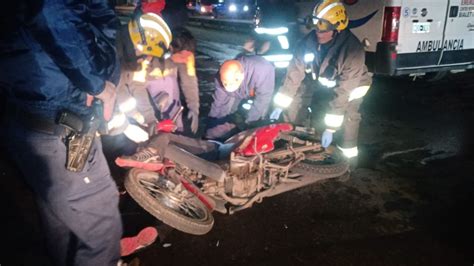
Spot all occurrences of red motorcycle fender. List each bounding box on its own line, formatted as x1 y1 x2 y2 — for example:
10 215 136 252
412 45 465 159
179 177 216 211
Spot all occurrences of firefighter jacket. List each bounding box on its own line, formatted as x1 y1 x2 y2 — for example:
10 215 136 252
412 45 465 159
208 55 275 123
128 50 199 128
0 0 120 120
276 29 372 131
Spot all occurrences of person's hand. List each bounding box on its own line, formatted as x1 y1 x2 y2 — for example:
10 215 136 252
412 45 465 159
156 119 177 133
270 108 283 120
321 129 334 148
89 81 116 121
187 111 199 134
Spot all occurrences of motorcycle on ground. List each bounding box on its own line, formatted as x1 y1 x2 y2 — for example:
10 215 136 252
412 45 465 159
122 120 349 235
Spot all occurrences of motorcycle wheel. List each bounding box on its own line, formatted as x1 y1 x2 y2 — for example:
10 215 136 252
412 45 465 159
125 168 214 235
294 148 350 178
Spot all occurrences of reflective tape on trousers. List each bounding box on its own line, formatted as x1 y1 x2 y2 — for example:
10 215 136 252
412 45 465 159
349 85 370 102
338 145 358 158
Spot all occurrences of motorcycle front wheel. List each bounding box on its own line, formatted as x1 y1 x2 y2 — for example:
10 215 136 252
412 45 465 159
125 168 214 235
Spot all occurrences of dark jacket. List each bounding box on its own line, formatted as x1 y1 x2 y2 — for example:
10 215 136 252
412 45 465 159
0 0 120 120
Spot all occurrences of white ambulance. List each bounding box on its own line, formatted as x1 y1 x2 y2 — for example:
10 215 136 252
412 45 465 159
295 0 474 77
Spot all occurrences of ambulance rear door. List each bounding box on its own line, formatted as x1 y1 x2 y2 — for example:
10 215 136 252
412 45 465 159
396 0 448 74
438 0 474 68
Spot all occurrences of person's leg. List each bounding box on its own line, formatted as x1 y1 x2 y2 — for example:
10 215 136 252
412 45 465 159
7 124 122 266
339 98 363 165
341 98 362 150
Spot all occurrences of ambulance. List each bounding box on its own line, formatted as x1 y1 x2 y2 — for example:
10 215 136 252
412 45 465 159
295 0 474 77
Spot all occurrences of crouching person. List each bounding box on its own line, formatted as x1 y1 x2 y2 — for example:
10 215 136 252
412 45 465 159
205 55 276 141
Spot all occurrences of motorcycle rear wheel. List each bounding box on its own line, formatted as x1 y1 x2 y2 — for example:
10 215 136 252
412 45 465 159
125 168 214 235
294 148 350 178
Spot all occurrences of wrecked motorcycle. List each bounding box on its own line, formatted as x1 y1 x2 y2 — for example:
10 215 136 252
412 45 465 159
123 122 349 235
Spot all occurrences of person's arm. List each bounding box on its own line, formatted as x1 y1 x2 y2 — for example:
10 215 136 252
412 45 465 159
208 78 235 119
246 62 275 122
28 0 118 95
174 51 200 115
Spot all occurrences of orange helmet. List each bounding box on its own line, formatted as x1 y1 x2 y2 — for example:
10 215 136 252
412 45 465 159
219 60 244 92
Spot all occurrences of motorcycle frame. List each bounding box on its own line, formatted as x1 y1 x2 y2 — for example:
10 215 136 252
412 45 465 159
175 133 327 215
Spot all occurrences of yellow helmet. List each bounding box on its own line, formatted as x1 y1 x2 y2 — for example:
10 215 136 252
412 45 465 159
128 12 172 58
311 0 348 32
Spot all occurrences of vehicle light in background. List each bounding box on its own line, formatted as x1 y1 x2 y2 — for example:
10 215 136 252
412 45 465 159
254 27 288 35
243 5 249 12
200 6 206 13
277 35 289 49
263 54 293 62
229 4 237 12
381 6 401 42
274 61 290 68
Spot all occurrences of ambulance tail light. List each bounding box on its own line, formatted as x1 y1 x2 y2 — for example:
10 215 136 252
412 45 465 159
381 6 401 42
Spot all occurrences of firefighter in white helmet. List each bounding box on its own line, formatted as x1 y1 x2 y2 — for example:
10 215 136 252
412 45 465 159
270 0 372 166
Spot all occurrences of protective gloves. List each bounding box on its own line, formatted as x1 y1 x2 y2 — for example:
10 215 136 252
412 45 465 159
270 108 283 120
321 129 334 148
187 111 199 134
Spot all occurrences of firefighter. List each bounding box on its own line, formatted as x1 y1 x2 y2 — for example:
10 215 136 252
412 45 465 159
205 55 276 140
114 12 200 136
271 0 372 165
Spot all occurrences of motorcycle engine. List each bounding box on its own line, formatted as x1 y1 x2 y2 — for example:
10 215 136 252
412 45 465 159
228 155 260 197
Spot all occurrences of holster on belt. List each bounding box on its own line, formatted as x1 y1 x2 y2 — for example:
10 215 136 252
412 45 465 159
58 101 104 172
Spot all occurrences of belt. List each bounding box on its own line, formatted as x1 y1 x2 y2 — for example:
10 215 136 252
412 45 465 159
7 105 70 136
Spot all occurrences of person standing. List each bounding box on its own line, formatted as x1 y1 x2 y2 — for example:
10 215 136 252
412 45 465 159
271 0 372 165
0 0 123 265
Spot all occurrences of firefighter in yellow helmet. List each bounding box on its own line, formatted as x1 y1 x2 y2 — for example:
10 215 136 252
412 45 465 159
111 12 200 144
270 0 372 168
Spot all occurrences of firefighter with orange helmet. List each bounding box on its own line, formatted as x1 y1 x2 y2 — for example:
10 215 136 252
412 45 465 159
205 55 276 140
271 0 372 165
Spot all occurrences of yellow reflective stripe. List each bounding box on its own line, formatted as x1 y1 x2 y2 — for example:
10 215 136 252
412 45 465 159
132 60 150 82
186 53 196 77
149 68 172 78
349 85 370 102
337 145 358 158
324 113 344 128
273 92 293 108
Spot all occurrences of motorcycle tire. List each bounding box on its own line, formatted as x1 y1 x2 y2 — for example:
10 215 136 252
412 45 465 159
125 168 214 235
293 149 350 179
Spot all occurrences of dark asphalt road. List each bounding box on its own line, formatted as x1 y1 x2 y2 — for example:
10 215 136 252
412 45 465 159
1 26 474 265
